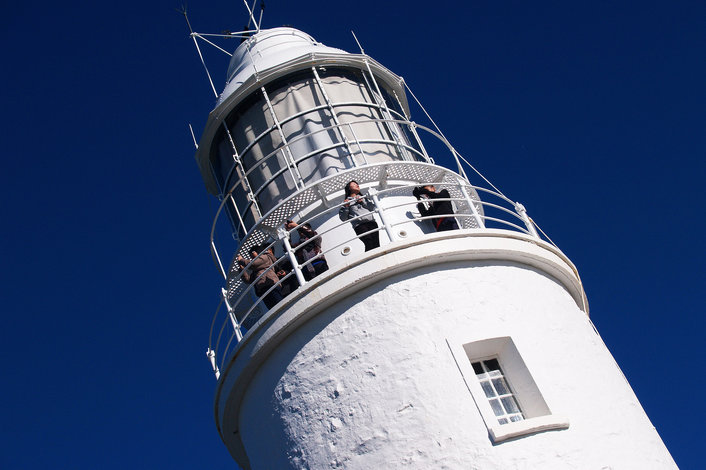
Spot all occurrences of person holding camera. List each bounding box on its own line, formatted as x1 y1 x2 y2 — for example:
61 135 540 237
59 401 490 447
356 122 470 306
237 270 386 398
236 243 284 309
413 184 459 232
339 180 380 252
285 220 329 281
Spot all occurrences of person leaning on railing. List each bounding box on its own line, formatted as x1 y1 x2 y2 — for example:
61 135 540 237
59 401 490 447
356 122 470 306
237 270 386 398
285 220 329 281
413 184 459 232
274 255 298 298
236 244 284 309
339 180 380 252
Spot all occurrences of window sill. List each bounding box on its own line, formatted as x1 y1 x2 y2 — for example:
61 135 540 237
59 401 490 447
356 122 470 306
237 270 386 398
489 415 570 443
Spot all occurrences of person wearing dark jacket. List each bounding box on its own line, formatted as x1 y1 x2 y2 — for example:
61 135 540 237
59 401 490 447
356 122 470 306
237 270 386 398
274 255 298 298
413 185 459 232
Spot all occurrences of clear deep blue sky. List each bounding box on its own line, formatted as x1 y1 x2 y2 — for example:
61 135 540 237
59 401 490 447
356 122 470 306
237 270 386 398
2 1 703 468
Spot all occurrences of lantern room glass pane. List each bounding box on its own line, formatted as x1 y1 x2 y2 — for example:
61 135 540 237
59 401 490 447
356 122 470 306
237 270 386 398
209 66 423 233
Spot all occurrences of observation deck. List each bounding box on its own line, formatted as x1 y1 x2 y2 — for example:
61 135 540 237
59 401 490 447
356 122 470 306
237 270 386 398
205 123 587 381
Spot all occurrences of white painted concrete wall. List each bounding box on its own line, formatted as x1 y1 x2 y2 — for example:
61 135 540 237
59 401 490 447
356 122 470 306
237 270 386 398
235 261 676 469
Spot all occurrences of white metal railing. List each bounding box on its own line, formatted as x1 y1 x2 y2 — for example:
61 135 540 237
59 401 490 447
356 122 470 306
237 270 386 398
203 116 561 379
209 119 540 274
217 116 434 240
205 172 554 379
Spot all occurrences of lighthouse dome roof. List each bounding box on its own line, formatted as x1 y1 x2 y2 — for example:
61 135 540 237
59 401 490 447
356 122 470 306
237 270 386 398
217 27 347 107
195 26 408 196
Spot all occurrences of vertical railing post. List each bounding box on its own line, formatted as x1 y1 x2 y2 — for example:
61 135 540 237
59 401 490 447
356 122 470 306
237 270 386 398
391 87 433 165
212 240 227 280
206 348 220 380
222 287 243 342
409 122 433 164
278 226 307 287
458 178 484 229
226 192 247 240
312 66 358 167
368 188 396 243
452 149 469 181
261 86 305 188
347 123 368 166
515 202 539 238
221 121 262 223
360 60 411 161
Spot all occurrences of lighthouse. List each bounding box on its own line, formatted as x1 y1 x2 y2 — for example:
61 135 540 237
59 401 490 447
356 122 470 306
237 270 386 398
192 21 677 470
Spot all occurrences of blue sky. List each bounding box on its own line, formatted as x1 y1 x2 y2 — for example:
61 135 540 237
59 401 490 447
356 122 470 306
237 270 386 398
2 1 703 468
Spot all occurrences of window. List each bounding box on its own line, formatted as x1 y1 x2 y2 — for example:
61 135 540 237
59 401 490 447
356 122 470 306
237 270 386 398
446 336 569 443
472 358 524 425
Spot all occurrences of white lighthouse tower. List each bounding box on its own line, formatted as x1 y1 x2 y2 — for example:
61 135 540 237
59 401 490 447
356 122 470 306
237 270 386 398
191 16 677 470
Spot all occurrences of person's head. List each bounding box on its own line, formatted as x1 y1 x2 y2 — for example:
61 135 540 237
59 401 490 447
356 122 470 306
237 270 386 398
297 222 312 234
413 185 433 199
251 243 267 258
345 180 360 197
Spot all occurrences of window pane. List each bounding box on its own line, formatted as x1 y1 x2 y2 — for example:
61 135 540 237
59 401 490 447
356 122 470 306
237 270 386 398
472 362 484 375
485 358 500 371
481 381 496 398
498 418 508 425
489 399 504 416
492 378 509 395
501 397 521 414
510 415 523 422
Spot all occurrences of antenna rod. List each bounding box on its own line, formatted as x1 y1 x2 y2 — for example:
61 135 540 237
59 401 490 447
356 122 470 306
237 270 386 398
242 0 259 32
194 34 233 57
181 8 219 98
189 124 199 150
351 30 365 54
258 1 265 30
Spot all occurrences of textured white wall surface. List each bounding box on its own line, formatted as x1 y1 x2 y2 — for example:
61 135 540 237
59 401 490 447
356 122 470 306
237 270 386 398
231 260 676 469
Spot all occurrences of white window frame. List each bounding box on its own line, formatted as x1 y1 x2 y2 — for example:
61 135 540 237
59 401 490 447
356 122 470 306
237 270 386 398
446 336 569 443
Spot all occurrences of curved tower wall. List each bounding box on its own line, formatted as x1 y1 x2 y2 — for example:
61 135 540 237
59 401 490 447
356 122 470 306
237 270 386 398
194 27 677 470
237 261 672 469
216 236 676 469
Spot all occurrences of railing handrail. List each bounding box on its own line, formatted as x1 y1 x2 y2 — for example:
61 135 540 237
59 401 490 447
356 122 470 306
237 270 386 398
203 112 568 378
206 175 558 378
223 99 407 185
216 172 541 306
209 116 487 276
221 105 414 201
218 116 434 221
211 115 459 234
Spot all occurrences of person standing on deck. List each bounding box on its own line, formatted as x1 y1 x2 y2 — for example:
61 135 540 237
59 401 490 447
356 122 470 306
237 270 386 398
339 180 380 251
413 184 459 232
